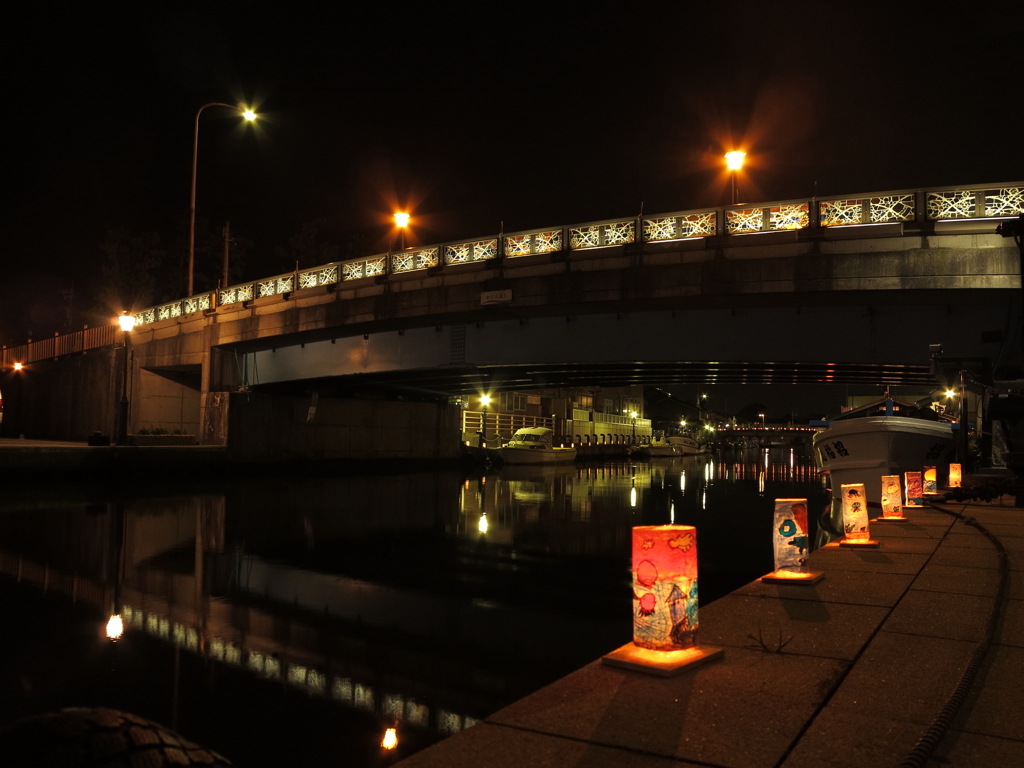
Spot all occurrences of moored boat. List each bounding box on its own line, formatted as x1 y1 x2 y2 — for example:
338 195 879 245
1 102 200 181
499 427 577 465
813 397 956 535
667 436 706 456
634 436 678 458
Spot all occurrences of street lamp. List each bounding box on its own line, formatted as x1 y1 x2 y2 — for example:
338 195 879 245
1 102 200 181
725 150 746 205
188 103 257 296
394 212 410 250
630 410 638 444
479 395 491 447
116 312 136 445
758 412 765 429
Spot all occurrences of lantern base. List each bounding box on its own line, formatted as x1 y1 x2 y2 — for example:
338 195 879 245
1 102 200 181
872 516 909 522
840 538 880 548
601 643 724 677
761 569 824 585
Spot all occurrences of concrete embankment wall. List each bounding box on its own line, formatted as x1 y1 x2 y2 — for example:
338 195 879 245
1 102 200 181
211 390 463 462
0 348 118 441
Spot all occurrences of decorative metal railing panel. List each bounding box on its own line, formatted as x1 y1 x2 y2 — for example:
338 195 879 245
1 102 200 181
869 194 915 223
218 283 255 307
299 264 339 289
928 189 977 219
255 275 296 298
643 212 717 242
820 199 862 227
392 247 440 273
769 203 809 230
984 186 1023 217
820 194 916 227
445 238 498 265
340 255 388 281
570 220 635 250
504 229 563 258
726 207 765 234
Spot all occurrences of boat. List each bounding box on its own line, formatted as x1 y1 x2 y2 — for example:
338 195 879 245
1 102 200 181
667 436 706 455
499 427 577 465
813 396 956 540
634 435 678 458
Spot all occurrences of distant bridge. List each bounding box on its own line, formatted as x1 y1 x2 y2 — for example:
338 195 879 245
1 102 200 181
2 181 1021 446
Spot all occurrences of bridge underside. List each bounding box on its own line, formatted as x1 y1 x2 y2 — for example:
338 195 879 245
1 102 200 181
234 301 1012 397
252 359 935 397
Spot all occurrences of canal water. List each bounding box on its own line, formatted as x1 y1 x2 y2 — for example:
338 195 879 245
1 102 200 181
0 448 826 766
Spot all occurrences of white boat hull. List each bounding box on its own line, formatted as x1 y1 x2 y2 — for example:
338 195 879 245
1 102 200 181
499 446 577 465
635 445 677 458
667 437 705 455
814 416 955 510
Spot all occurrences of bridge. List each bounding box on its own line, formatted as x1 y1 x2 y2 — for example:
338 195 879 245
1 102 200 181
1 181 1021 454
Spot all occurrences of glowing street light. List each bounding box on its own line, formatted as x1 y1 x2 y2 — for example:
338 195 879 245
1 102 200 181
188 103 257 296
725 150 746 205
13 362 23 371
394 212 410 250
479 394 491 447
758 412 766 429
945 389 957 398
381 727 398 750
116 312 136 445
106 614 124 641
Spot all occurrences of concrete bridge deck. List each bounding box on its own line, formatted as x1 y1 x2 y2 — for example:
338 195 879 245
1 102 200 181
396 498 1023 768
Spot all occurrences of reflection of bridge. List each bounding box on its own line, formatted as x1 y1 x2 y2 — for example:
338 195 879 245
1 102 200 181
2 182 1021 449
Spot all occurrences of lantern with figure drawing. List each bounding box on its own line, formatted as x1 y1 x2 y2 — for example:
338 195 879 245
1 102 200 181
948 463 962 488
762 498 823 584
905 471 925 507
923 466 938 495
877 475 906 520
602 525 723 676
840 483 878 547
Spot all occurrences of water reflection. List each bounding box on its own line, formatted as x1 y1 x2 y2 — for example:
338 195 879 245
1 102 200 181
0 449 826 767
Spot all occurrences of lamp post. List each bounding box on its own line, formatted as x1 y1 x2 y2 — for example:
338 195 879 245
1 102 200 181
630 410 638 444
116 312 136 445
188 103 257 296
479 395 491 447
394 212 410 251
725 151 746 205
758 412 765 429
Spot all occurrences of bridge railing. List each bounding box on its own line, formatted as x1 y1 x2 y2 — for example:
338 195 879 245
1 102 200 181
87 180 1024 330
2 324 118 368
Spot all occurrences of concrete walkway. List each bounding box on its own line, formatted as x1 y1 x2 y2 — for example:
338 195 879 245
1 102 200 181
396 499 1023 768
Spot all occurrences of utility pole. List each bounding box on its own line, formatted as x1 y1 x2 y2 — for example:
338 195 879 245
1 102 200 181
222 221 231 290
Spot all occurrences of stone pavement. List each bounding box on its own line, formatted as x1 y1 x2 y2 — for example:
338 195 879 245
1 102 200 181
396 499 1023 768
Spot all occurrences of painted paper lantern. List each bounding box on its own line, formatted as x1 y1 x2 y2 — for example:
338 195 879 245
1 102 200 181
923 466 938 494
880 475 904 518
905 471 925 507
840 483 870 540
773 498 810 572
949 463 962 488
632 525 699 651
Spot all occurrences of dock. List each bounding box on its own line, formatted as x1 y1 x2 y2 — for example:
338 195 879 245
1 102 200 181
396 498 1022 767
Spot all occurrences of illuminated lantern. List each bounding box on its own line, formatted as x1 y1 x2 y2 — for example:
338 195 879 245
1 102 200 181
905 471 925 507
602 525 723 676
877 475 906 521
948 463 962 488
923 466 938 495
840 482 878 547
763 498 823 584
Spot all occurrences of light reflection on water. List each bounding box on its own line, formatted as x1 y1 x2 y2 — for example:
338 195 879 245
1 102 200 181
0 448 825 767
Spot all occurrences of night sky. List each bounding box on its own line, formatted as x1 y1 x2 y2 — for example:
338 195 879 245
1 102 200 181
4 3 1022 356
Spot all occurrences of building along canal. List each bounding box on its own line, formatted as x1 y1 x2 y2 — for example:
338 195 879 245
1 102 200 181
0 447 827 766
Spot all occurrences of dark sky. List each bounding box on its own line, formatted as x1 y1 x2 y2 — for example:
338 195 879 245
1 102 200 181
3 2 1022 341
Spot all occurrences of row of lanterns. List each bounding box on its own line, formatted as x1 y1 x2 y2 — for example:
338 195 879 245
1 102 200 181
603 463 961 677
